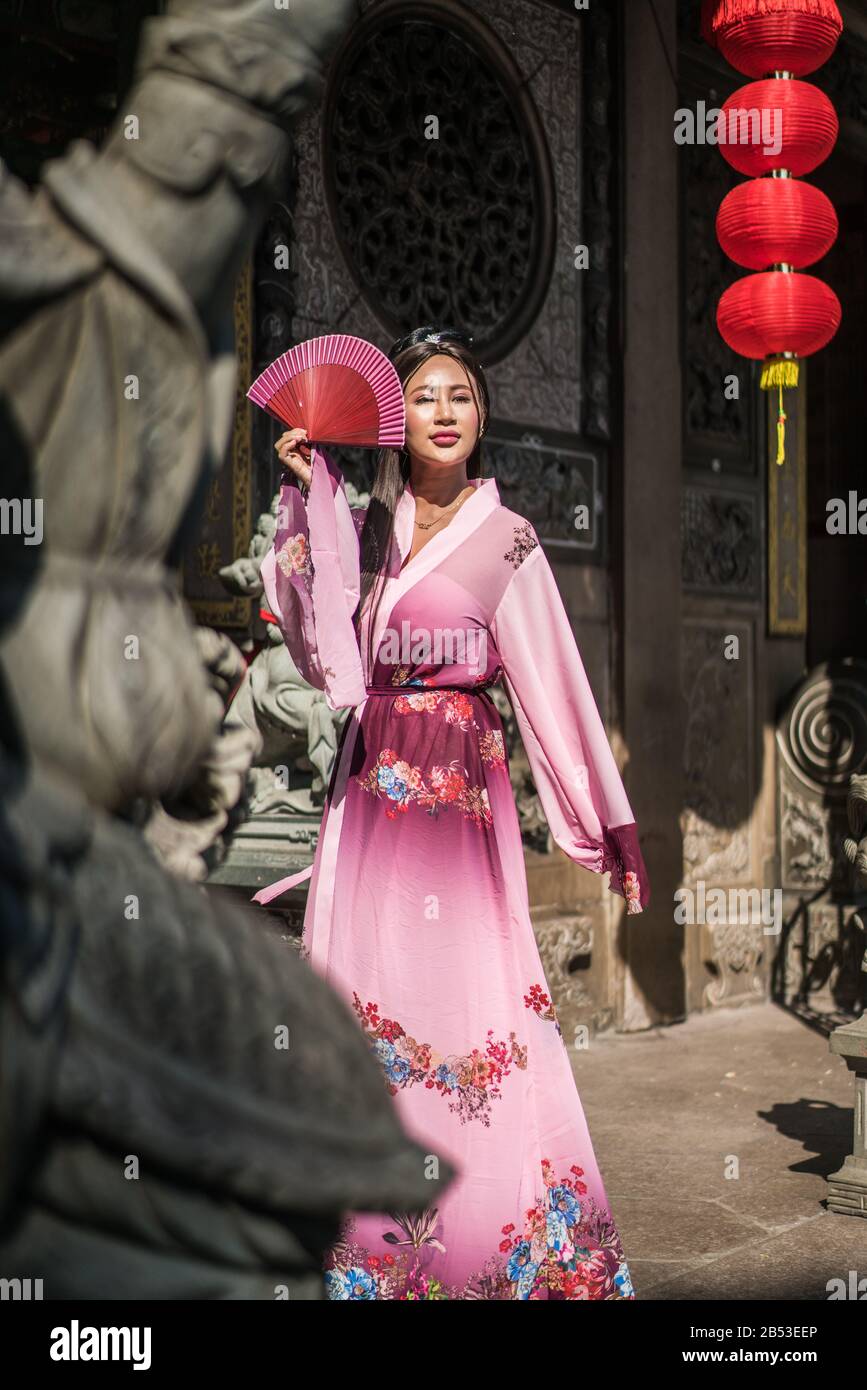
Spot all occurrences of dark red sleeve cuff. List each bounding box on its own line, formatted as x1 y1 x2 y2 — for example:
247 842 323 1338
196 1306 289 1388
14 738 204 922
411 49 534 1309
603 823 651 915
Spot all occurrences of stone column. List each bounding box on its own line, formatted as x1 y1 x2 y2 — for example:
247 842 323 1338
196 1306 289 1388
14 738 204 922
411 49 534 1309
620 0 686 1027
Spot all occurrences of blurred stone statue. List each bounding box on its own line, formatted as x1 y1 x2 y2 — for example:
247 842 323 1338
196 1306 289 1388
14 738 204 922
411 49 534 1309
0 0 452 1298
843 773 867 1000
826 773 867 1215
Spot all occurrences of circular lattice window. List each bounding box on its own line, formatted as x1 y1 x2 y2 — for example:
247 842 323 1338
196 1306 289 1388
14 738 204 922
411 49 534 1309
323 2 555 364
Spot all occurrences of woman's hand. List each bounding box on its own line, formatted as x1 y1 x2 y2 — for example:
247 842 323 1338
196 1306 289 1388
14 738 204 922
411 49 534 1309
275 428 313 490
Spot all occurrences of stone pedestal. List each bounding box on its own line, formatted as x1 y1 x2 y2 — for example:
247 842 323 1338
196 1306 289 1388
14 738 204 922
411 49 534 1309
207 810 318 941
827 1015 867 1218
208 808 318 894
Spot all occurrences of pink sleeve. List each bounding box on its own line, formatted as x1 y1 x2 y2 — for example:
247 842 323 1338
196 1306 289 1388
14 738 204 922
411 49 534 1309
259 445 367 710
491 539 650 915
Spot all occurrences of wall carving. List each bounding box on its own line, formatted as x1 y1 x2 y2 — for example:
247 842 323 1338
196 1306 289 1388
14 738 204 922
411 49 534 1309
703 920 765 1009
681 484 760 597
777 661 867 892
290 0 585 437
681 620 753 888
534 911 614 1039
484 434 602 554
323 4 554 364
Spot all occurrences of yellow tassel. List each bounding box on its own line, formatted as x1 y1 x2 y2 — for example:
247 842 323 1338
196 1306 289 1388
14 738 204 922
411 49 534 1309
760 357 799 390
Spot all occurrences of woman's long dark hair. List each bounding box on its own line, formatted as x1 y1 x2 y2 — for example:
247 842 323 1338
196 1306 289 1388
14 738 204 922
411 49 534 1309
355 340 491 677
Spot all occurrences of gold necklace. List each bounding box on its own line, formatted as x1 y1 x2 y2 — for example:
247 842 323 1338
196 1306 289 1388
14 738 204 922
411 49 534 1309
414 487 472 530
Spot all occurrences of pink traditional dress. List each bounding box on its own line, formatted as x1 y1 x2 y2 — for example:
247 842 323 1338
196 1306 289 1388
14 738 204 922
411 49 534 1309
253 447 650 1300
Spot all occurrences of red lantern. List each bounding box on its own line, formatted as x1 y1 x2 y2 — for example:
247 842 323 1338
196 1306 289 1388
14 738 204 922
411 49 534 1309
717 269 842 462
702 0 842 77
716 177 838 268
718 78 838 176
704 2 843 466
717 270 842 360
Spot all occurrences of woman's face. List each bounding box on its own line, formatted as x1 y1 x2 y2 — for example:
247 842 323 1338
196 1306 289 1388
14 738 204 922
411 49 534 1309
402 354 483 469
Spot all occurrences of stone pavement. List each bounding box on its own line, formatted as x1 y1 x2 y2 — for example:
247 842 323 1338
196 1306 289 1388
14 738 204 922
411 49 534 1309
573 1001 867 1301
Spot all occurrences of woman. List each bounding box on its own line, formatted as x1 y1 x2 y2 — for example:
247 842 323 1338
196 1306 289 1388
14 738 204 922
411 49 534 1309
253 325 650 1300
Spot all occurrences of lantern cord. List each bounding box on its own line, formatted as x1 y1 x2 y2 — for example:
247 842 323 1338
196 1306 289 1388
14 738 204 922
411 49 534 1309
775 382 787 466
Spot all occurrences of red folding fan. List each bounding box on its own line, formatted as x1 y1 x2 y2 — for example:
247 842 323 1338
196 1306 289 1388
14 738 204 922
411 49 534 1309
246 334 405 448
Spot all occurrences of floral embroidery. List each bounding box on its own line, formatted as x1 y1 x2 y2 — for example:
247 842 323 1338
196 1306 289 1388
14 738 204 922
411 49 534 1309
323 1160 634 1300
623 870 642 914
325 1212 450 1301
481 1159 634 1299
356 748 493 828
504 521 538 568
479 728 506 768
352 993 527 1127
524 983 563 1038
394 687 476 730
385 677 508 777
275 531 312 579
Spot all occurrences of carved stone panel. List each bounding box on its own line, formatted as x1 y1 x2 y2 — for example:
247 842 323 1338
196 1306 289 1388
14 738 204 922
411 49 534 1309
323 3 555 363
681 482 760 598
484 433 603 556
702 920 766 1010
681 619 753 888
532 908 613 1041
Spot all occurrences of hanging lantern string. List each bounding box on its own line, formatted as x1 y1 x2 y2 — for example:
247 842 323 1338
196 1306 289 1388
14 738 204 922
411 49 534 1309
776 382 787 465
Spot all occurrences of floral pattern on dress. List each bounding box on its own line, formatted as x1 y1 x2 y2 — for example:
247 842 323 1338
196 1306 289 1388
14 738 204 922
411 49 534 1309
352 993 527 1127
393 687 476 730
524 983 563 1038
384 675 508 776
478 727 506 768
325 1212 450 1301
322 1159 634 1300
623 870 642 914
356 748 494 828
481 1159 634 1300
275 531 312 579
504 521 538 568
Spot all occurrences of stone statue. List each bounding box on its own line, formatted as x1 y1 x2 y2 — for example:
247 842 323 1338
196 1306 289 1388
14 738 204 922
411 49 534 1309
826 774 867 1215
218 485 375 813
842 773 867 1001
0 0 453 1298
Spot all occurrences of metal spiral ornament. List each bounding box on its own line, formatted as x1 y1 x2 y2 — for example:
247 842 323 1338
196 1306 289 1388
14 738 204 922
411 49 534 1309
777 662 867 796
